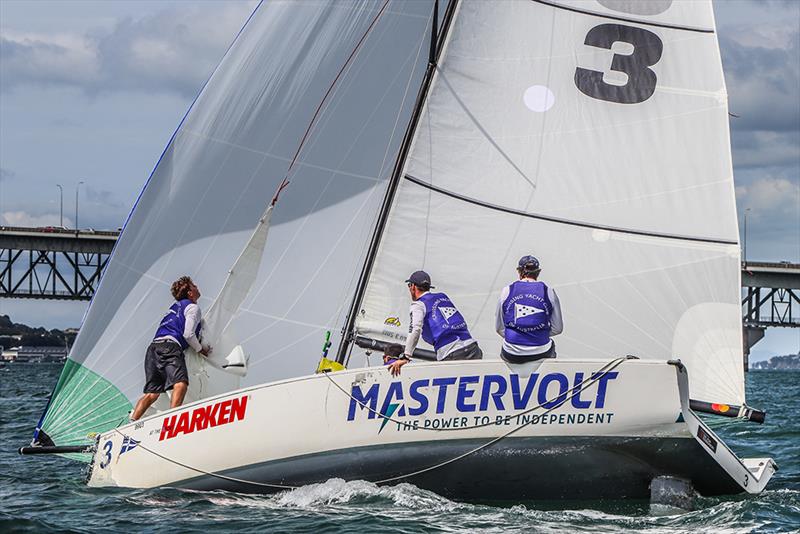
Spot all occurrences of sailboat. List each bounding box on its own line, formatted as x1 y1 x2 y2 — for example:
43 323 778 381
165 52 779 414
20 0 776 501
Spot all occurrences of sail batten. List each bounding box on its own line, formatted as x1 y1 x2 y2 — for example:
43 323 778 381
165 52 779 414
532 0 715 34
404 175 738 246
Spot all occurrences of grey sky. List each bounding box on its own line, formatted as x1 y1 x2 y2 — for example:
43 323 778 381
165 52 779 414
0 0 798 360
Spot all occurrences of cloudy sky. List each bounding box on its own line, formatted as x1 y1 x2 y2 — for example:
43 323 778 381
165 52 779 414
0 0 798 360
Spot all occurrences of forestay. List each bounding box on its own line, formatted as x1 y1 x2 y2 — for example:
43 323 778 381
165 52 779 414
356 0 744 405
38 0 435 450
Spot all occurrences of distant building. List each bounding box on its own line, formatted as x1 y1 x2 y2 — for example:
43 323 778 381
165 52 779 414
13 346 68 363
2 346 20 362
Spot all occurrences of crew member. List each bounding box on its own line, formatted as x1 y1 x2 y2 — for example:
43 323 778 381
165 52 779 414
130 276 212 421
404 270 482 363
382 343 407 377
495 256 562 363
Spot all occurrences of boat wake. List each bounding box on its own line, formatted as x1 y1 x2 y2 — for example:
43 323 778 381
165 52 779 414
199 478 464 512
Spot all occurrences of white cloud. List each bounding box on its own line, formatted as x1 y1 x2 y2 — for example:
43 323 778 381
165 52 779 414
736 175 800 215
725 21 797 49
0 210 73 228
0 30 99 87
731 130 800 168
0 2 256 97
721 24 800 134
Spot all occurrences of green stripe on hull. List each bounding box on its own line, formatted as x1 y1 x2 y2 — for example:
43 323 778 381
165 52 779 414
41 359 132 462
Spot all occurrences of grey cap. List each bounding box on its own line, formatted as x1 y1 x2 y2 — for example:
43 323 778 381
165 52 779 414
518 255 540 270
405 270 434 289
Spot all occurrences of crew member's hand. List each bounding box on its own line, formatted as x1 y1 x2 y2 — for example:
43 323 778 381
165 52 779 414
388 358 409 377
200 345 212 357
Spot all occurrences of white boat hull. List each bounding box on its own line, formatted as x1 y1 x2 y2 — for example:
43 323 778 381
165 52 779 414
87 358 775 500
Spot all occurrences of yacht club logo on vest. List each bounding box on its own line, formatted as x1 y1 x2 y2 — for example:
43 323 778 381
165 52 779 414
515 303 544 320
438 306 458 323
346 372 618 425
160 395 249 441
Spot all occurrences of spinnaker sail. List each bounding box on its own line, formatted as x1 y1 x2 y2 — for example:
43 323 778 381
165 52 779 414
37 0 437 451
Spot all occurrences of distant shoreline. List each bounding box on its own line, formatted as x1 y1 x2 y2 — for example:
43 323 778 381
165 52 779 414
750 353 800 371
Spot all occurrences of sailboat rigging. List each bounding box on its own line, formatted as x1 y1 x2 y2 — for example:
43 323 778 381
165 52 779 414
20 0 775 501
336 0 454 365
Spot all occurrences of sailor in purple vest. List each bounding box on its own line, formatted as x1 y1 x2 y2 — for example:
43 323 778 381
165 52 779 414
130 276 212 421
495 256 563 363
391 271 482 375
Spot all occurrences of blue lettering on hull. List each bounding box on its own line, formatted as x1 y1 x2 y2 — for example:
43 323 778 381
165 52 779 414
346 372 618 423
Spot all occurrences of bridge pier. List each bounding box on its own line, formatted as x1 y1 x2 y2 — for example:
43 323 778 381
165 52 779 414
742 326 766 372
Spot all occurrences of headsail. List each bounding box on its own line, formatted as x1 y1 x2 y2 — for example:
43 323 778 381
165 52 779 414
353 0 744 405
175 180 288 409
37 0 436 450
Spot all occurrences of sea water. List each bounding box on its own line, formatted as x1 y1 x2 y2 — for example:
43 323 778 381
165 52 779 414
2 364 798 533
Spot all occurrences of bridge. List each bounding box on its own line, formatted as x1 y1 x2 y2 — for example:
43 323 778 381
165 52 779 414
1 226 797 366
741 261 800 370
0 226 118 301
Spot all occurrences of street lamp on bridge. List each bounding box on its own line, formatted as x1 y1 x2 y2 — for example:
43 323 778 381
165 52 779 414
75 181 85 233
56 184 63 227
743 207 751 267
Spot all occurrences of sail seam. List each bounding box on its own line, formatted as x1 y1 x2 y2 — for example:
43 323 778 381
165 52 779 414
404 174 737 246
530 0 715 34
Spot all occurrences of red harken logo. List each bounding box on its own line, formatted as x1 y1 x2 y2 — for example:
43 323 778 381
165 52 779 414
160 395 249 441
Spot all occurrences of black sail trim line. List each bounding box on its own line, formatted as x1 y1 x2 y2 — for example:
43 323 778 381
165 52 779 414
530 0 715 34
404 174 737 246
335 0 460 364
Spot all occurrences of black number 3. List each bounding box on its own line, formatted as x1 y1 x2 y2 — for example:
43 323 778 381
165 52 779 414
575 24 663 104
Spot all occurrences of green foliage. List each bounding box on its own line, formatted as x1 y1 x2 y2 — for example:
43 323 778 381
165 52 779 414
0 314 77 347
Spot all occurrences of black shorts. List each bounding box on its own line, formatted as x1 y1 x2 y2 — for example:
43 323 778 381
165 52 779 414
441 342 483 361
500 342 556 364
143 340 189 393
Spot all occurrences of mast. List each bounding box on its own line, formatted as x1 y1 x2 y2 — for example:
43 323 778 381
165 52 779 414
335 0 458 364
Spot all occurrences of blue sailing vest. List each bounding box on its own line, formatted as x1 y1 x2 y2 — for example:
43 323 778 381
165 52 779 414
501 281 552 347
153 298 200 350
417 292 472 352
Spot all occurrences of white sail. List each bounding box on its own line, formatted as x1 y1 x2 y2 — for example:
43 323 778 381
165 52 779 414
356 0 744 405
38 0 436 448
202 197 280 371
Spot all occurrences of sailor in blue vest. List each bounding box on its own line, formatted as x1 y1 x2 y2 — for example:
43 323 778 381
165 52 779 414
391 271 482 375
495 256 563 363
130 276 212 421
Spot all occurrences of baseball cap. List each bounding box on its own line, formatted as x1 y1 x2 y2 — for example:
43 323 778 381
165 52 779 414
405 270 434 289
518 255 540 270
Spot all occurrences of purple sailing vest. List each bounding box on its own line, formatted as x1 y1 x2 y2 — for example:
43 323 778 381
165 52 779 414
153 298 201 350
417 292 472 352
501 280 552 347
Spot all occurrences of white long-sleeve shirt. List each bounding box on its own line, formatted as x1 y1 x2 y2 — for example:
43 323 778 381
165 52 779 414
155 303 204 352
495 280 563 356
404 292 475 360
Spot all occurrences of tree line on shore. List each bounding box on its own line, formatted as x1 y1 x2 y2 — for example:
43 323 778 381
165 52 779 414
0 315 77 348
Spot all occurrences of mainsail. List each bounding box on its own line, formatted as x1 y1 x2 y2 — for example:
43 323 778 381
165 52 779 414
37 0 436 450
353 0 744 405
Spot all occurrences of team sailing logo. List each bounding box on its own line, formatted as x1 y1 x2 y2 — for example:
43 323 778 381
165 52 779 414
160 395 249 441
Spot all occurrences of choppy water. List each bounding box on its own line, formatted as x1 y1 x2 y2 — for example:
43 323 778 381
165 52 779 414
2 364 798 533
